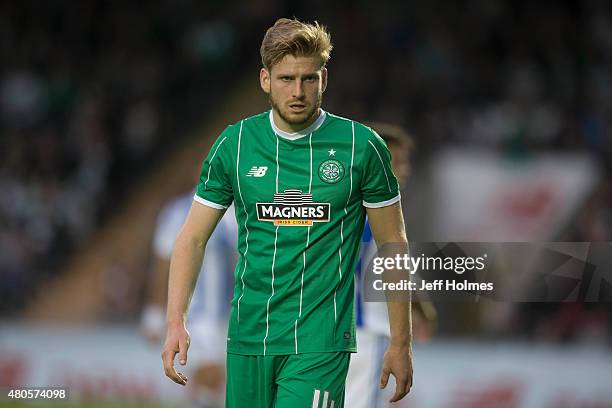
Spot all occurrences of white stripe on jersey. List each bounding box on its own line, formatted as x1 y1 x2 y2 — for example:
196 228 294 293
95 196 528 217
236 120 249 323
294 320 298 355
295 132 313 354
204 136 227 189
263 225 278 355
334 122 355 323
346 121 355 206
367 139 392 192
335 219 344 322
275 136 279 193
264 136 281 355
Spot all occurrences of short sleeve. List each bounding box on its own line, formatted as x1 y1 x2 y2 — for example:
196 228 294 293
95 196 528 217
195 128 235 209
361 130 401 208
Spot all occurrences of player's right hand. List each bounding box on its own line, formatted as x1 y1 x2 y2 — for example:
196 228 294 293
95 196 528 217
380 343 413 402
161 323 191 386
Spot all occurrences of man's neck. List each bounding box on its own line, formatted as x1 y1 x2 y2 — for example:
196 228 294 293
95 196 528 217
272 108 321 133
269 109 327 140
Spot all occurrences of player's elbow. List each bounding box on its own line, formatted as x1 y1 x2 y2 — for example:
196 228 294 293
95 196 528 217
175 228 208 253
376 231 408 246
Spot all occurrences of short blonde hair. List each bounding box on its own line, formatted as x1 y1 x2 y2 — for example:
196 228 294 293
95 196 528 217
260 18 333 70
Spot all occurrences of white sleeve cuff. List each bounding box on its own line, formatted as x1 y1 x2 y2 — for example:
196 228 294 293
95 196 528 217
362 193 401 208
193 194 227 209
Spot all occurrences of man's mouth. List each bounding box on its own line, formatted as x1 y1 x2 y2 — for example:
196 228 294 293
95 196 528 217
288 103 306 112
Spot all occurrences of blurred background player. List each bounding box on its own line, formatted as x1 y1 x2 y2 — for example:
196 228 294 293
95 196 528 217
346 122 437 408
141 170 237 408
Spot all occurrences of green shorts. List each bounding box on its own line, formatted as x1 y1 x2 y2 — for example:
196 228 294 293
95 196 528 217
226 352 351 408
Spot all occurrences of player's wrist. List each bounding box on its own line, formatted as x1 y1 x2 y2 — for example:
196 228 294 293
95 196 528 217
389 336 413 351
166 314 188 329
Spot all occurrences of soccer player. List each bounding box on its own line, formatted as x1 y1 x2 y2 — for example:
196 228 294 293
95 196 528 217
143 191 237 408
162 18 413 407
347 123 436 408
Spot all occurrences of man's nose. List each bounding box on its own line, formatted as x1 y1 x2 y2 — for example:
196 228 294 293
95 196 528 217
292 80 304 98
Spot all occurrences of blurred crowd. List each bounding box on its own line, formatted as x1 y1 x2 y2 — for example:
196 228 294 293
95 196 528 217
1 0 611 340
319 0 611 160
0 1 245 314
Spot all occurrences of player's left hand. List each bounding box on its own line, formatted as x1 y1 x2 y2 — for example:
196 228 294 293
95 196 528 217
380 343 413 402
161 323 191 386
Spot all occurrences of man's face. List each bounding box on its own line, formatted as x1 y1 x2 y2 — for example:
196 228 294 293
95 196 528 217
260 55 327 132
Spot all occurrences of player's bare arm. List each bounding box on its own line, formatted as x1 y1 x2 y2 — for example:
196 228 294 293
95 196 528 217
366 202 414 402
162 202 225 385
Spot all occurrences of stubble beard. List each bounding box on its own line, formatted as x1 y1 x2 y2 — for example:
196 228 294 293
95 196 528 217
269 89 323 128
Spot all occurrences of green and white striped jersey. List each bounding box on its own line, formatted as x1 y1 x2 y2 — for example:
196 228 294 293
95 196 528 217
195 110 399 356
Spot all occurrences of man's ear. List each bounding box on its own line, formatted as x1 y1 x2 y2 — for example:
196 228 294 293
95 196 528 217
260 68 271 94
321 67 328 93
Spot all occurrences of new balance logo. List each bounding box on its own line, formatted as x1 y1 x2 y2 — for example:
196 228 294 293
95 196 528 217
246 166 268 177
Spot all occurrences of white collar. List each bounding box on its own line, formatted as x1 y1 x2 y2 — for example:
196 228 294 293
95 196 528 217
269 109 327 140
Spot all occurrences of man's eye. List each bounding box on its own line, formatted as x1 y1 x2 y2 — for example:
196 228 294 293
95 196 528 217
305 77 316 82
280 77 291 82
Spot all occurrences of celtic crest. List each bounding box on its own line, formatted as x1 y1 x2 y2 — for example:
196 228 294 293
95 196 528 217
318 159 345 184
